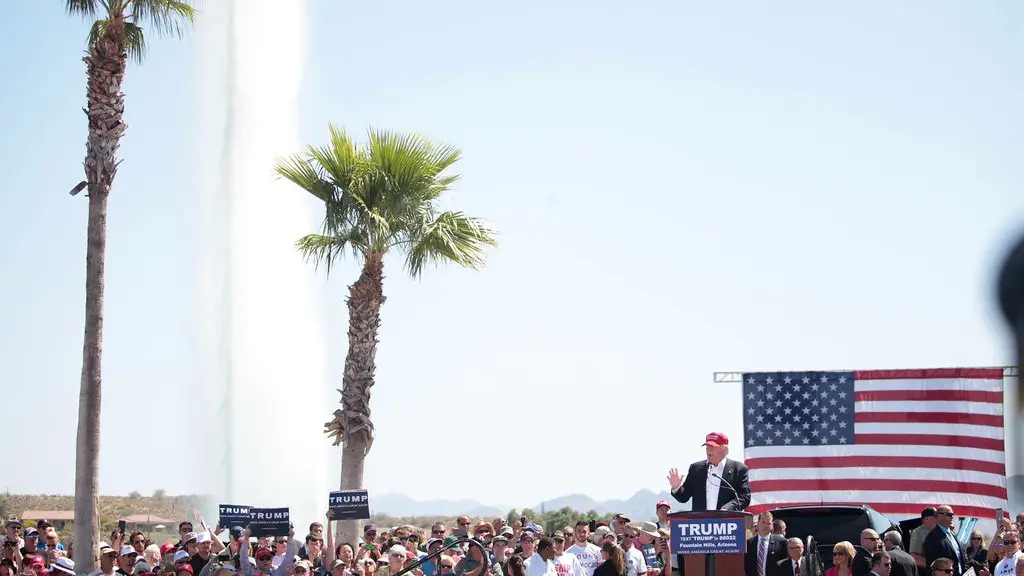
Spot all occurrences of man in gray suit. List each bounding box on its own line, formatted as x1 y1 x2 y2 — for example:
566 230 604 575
882 532 918 576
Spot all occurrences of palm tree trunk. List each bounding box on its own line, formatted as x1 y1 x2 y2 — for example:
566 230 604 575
336 253 384 545
73 18 127 574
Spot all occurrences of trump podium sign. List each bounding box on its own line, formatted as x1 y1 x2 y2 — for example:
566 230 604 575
670 517 744 555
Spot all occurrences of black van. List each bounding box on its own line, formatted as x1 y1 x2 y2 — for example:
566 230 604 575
768 505 900 570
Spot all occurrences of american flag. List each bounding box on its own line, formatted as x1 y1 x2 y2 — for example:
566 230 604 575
741 368 1007 519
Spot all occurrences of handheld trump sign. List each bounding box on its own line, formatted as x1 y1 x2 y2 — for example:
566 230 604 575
328 490 370 520
218 505 251 528
249 508 290 537
670 517 744 555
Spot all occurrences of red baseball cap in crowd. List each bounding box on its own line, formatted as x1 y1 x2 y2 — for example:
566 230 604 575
176 564 194 575
703 432 728 447
160 542 177 556
655 500 671 510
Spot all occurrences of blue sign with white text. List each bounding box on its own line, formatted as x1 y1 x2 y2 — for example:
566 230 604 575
670 518 745 555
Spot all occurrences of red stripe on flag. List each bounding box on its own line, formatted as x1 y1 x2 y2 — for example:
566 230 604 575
856 433 1004 451
745 456 1005 476
747 502 1001 518
750 479 1007 500
854 411 1003 427
854 390 1002 403
854 368 1005 380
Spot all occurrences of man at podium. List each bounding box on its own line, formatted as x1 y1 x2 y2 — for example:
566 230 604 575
666 432 751 511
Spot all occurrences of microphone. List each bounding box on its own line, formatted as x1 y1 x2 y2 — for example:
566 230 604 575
708 464 739 507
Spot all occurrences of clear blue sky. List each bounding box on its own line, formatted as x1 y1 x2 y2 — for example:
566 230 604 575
0 0 1021 509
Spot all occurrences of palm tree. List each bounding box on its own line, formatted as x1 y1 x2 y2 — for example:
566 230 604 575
64 1 195 570
276 126 497 542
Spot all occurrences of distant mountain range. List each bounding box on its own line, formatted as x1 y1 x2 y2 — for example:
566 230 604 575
370 489 684 521
373 476 1024 521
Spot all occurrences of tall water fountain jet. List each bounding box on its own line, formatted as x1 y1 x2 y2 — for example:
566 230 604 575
194 0 328 530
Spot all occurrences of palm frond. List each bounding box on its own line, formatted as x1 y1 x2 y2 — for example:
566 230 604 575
65 0 100 17
277 125 497 280
86 19 107 50
128 0 196 39
404 211 497 278
296 231 367 276
123 21 147 63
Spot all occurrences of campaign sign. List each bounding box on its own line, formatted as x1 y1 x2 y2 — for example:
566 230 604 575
670 517 744 555
218 505 251 528
328 490 370 520
249 508 290 537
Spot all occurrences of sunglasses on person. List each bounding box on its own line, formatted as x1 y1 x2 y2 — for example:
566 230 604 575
133 540 145 546
1005 539 1019 544
936 511 954 517
431 530 444 535
440 566 453 572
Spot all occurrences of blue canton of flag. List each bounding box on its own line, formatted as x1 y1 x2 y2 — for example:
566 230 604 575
742 371 857 447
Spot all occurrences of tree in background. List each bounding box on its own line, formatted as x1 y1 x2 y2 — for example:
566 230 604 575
276 126 497 545
63 1 196 571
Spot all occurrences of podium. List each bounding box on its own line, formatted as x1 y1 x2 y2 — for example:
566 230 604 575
668 510 752 576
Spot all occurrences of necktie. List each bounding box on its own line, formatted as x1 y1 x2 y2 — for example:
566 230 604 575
757 538 766 576
793 560 798 576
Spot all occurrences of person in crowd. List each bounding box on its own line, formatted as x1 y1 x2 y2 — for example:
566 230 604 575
1015 555 1024 576
189 534 216 575
519 534 537 564
21 528 38 557
360 559 377 576
51 558 76 576
431 525 447 540
5 521 24 551
923 506 965 575
745 512 787 576
666 432 751 512
359 526 381 562
524 537 556 576
214 527 246 568
968 530 989 565
853 529 882 576
618 528 645 576
870 552 891 576
995 531 1021 576
455 539 501 576
653 504 670 531
239 527 298 576
776 537 807 576
565 522 601 576
989 533 1006 573
909 508 936 570
145 545 162 569
376 545 407 576
632 524 659 576
87 544 119 576
929 558 954 575
490 536 509 576
177 524 195 548
118 545 140 576
456 519 472 536
504 556 524 576
551 532 583 576
826 541 856 576
773 521 787 538
880 532 917 576
593 542 624 576
272 537 290 569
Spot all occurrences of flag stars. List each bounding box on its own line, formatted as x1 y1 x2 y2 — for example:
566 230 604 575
802 377 810 384
757 385 765 392
784 376 792 384
767 376 774 384
743 371 855 448
748 393 756 400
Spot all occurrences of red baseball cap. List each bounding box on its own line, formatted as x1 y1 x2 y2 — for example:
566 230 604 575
176 564 194 575
160 542 177 556
655 500 671 510
703 432 728 447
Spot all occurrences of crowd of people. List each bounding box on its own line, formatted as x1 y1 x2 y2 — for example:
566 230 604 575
4 501 1024 576
0 507 677 576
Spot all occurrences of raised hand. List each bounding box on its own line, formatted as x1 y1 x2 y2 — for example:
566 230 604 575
667 468 685 492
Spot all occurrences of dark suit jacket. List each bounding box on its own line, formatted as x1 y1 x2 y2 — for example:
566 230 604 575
670 458 752 511
886 546 919 576
922 526 965 575
851 547 874 576
745 534 787 576
774 557 810 576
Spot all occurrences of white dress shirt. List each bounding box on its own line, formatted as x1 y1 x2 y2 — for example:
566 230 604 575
706 458 728 510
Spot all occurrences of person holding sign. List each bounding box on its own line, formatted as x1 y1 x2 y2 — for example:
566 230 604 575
238 527 299 576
